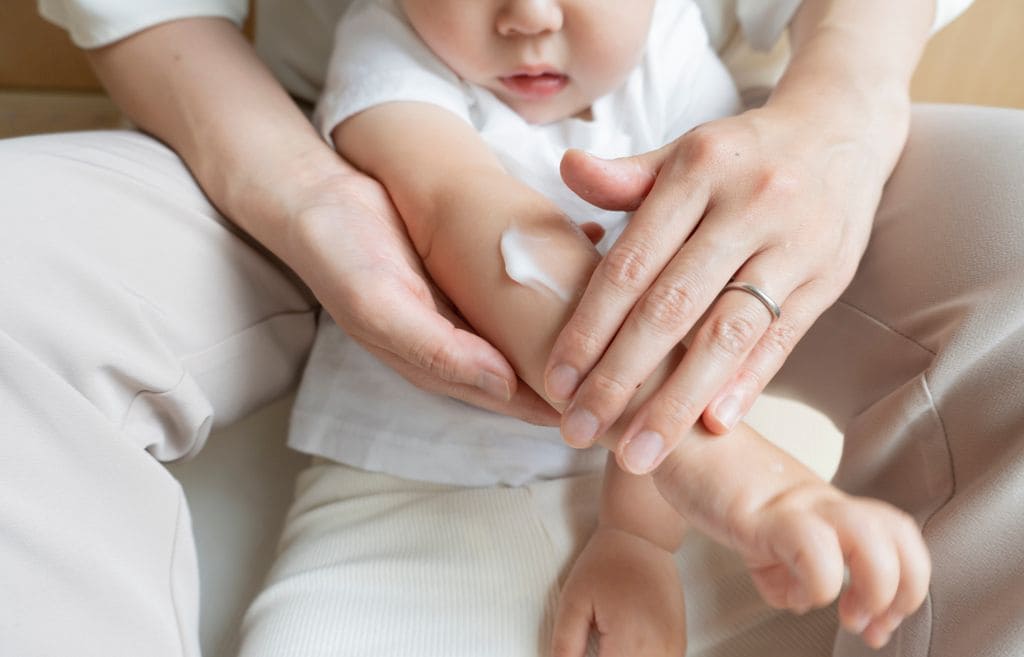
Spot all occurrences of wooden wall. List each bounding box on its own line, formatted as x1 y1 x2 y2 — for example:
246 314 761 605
911 0 1024 108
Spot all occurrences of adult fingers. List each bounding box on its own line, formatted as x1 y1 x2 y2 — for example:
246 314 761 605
609 255 804 473
702 277 844 434
347 273 523 403
545 153 713 406
558 230 746 447
559 146 671 212
367 345 560 427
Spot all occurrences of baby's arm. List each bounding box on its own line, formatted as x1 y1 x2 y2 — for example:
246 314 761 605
333 103 929 648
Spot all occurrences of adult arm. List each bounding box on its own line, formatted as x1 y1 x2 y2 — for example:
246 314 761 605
80 17 556 424
544 0 938 470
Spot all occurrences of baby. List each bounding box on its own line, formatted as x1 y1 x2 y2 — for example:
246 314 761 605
258 0 930 654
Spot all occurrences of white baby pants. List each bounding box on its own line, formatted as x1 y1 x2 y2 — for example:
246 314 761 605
1 104 1022 657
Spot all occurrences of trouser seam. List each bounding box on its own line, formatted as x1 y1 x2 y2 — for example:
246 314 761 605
918 373 957 657
169 490 190 657
836 299 937 356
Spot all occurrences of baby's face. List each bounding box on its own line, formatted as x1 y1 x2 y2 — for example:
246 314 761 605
400 0 656 125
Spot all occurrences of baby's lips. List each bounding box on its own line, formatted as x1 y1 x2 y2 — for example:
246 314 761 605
499 71 569 99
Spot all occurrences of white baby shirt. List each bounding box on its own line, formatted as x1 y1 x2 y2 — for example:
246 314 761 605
286 0 742 487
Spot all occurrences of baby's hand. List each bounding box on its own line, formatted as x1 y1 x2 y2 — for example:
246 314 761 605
551 527 686 657
740 483 931 649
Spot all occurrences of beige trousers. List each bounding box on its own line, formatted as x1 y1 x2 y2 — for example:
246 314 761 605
1 105 1021 657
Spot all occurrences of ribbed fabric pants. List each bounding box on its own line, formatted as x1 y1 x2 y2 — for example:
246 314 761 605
1 105 1022 657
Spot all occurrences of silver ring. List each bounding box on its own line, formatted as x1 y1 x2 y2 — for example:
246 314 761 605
722 281 782 320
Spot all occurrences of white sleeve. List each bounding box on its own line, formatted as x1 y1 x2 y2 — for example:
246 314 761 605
314 0 472 144
643 1 742 144
37 0 247 48
736 0 976 51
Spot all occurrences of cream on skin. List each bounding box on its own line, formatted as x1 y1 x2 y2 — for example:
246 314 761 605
499 219 597 303
500 226 572 301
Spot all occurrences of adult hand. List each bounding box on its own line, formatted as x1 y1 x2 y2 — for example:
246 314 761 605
546 100 897 472
288 169 560 427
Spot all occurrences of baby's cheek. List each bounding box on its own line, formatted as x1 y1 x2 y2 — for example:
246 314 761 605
574 39 645 98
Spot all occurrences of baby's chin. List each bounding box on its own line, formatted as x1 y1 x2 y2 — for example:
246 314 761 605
505 94 594 126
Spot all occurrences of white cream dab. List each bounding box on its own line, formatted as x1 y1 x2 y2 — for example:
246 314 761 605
500 226 572 302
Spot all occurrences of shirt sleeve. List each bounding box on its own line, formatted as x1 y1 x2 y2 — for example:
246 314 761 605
736 0 976 51
37 0 248 48
643 1 742 144
314 0 472 145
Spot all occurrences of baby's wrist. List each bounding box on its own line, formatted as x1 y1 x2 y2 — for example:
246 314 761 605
596 520 684 556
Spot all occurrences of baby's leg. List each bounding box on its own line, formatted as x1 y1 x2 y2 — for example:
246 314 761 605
236 462 847 657
0 131 315 656
236 460 603 657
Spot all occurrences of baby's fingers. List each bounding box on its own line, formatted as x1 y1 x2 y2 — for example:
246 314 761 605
836 514 901 635
550 596 594 657
757 513 846 613
857 513 932 648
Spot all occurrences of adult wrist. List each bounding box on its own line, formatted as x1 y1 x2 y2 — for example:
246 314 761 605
218 137 356 266
772 2 925 176
763 70 911 187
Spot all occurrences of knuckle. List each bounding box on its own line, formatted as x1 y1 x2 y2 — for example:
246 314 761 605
636 278 699 336
557 317 610 364
761 320 800 358
581 370 633 409
704 312 761 359
559 320 606 361
751 164 801 203
409 339 459 382
655 393 701 430
600 241 653 295
685 126 730 165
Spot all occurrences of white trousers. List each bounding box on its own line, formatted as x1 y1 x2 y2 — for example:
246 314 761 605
1 105 1022 657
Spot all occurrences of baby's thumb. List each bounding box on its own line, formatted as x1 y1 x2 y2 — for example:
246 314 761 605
550 598 593 657
560 146 670 212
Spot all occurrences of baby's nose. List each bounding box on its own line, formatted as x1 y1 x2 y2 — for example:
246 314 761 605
496 0 564 37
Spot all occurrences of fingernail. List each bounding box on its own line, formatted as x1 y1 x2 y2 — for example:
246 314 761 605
563 408 600 447
477 371 511 402
622 431 664 474
547 364 581 401
714 395 742 431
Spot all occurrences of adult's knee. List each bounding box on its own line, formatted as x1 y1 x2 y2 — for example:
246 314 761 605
0 131 316 459
873 105 1024 307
